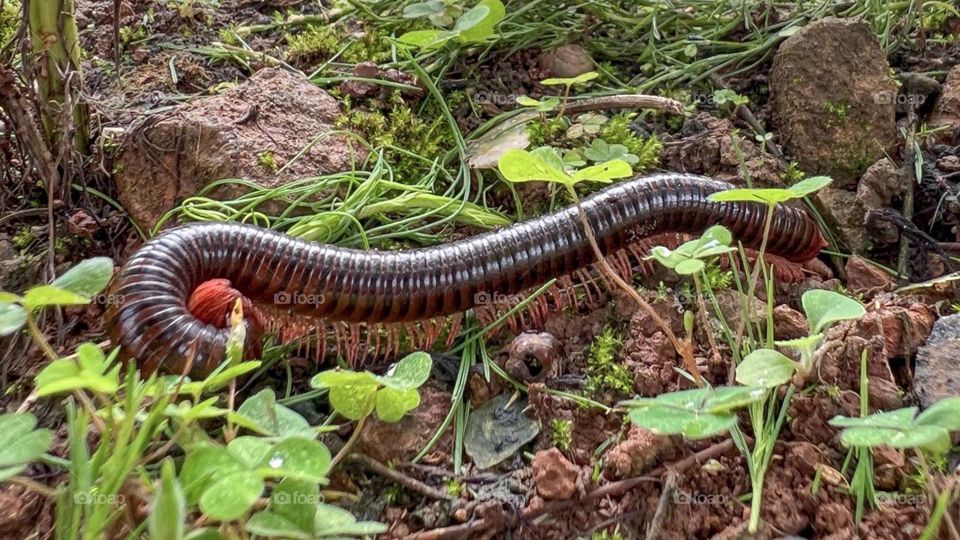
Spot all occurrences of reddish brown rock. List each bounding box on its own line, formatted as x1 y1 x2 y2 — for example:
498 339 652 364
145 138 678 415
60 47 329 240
115 67 363 229
872 445 906 491
358 384 452 463
785 441 823 476
603 426 674 478
845 256 895 296
532 448 580 500
928 65 960 145
877 303 935 358
773 305 809 340
770 17 898 183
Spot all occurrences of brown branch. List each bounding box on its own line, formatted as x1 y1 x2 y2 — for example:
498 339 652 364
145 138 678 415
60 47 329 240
349 452 457 504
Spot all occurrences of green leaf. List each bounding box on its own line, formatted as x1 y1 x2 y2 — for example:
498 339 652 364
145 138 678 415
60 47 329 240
627 406 737 439
452 4 489 33
199 471 263 521
0 292 21 303
402 1 445 18
164 400 228 422
397 29 454 50
569 159 633 183
270 478 318 534
228 437 274 468
801 289 866 334
22 285 90 310
375 387 421 422
257 437 331 483
0 413 53 481
179 446 246 505
246 511 310 540
314 502 388 537
839 425 950 454
150 459 186 540
498 148 571 185
829 408 918 430
457 0 504 43
233 389 315 439
50 257 113 298
735 349 800 388
787 176 832 198
34 343 121 396
623 386 764 439
327 383 377 421
184 529 223 540
916 397 960 430
708 177 832 205
674 258 705 275
541 71 599 87
707 187 795 205
0 303 26 336
377 351 432 390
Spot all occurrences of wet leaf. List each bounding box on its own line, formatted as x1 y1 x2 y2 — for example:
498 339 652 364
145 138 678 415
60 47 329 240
257 437 331 482
735 349 800 388
375 387 421 422
377 351 432 390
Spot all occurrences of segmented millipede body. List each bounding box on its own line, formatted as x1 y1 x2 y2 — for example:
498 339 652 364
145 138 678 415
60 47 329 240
107 173 827 376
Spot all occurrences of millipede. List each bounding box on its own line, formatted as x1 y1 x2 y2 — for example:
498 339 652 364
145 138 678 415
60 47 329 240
106 173 827 376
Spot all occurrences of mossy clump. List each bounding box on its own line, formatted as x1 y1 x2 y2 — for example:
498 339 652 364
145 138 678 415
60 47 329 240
584 327 631 396
336 91 446 181
286 24 390 65
525 111 661 174
599 112 662 172
549 418 573 451
0 0 20 48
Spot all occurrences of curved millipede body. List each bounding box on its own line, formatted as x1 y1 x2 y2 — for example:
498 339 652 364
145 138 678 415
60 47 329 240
107 173 827 376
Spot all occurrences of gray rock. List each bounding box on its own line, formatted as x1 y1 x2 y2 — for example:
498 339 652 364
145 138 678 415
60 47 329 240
914 314 960 407
770 17 898 184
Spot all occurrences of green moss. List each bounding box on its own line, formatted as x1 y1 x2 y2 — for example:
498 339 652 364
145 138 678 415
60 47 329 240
0 0 20 48
599 112 661 172
257 150 278 173
286 24 390 65
336 91 446 181
549 418 573 451
585 327 631 396
526 116 567 146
